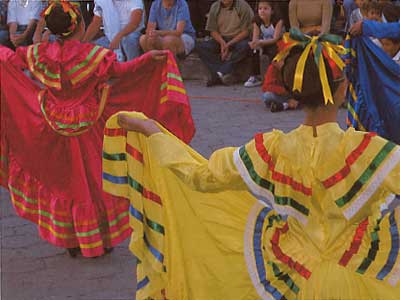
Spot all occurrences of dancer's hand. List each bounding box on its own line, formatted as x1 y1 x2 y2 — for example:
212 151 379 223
118 115 161 137
350 21 363 36
149 49 168 61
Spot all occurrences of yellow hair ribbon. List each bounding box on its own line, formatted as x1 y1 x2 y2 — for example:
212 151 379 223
293 36 317 93
318 51 334 104
321 42 346 70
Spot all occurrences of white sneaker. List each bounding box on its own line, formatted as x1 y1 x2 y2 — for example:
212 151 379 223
114 49 125 62
244 76 262 88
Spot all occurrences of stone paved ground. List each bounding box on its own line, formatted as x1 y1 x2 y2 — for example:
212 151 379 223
0 80 347 300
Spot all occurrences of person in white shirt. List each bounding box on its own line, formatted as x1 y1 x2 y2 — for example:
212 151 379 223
83 0 145 61
7 0 42 48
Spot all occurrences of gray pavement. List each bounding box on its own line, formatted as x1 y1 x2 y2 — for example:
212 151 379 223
0 80 347 300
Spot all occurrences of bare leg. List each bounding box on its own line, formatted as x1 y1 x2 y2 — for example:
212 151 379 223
140 34 163 52
159 35 185 55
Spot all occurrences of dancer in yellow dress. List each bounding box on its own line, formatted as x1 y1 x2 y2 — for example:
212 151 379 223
102 31 400 300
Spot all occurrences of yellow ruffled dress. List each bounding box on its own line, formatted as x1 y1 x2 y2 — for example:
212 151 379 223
103 112 400 300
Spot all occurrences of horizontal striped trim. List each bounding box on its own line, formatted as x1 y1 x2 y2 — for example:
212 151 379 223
32 44 60 79
144 234 164 263
255 133 312 196
376 211 399 280
70 48 110 85
339 218 369 267
244 202 285 300
269 261 300 295
55 120 94 129
234 147 309 224
357 217 382 274
336 142 396 207
66 46 101 76
126 144 144 163
137 276 150 290
27 46 61 89
271 223 312 279
323 133 375 188
103 172 162 206
342 145 400 220
104 128 127 137
129 205 165 235
167 72 183 82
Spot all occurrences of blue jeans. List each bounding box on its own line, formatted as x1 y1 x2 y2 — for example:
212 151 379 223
0 29 11 47
95 31 142 61
262 92 291 106
196 38 250 76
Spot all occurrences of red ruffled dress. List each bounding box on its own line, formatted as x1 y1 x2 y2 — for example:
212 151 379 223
0 40 194 257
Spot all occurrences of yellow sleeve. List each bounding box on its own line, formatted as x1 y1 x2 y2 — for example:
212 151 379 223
148 133 247 192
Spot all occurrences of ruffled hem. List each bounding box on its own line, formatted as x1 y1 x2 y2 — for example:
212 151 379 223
6 156 131 257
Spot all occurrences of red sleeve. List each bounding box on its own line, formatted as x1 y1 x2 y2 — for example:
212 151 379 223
262 63 288 95
0 46 27 69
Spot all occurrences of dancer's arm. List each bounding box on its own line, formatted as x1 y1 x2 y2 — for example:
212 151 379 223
109 50 168 77
118 115 247 192
350 20 400 39
0 45 26 68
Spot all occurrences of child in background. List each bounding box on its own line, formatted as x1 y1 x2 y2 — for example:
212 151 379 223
347 0 370 30
261 60 299 112
244 0 283 88
381 37 400 64
364 2 383 47
365 1 381 21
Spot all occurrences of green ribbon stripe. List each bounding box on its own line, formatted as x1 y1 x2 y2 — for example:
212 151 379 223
167 72 183 82
55 120 94 129
356 218 382 274
103 152 126 161
335 142 396 208
146 217 165 235
268 261 301 295
33 44 61 79
67 46 101 76
160 82 168 91
239 147 309 216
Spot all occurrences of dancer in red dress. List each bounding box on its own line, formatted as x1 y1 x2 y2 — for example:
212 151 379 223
0 2 194 258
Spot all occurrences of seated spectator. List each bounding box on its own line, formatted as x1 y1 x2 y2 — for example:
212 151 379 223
364 1 383 47
381 1 400 22
7 0 42 48
187 0 211 37
261 60 299 112
289 0 333 35
196 0 254 86
347 0 370 30
0 0 11 48
343 0 357 22
83 0 144 61
140 0 196 57
365 1 381 21
80 0 95 28
244 0 284 88
381 37 400 64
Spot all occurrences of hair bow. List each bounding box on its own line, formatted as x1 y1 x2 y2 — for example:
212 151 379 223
42 0 80 37
274 28 346 105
